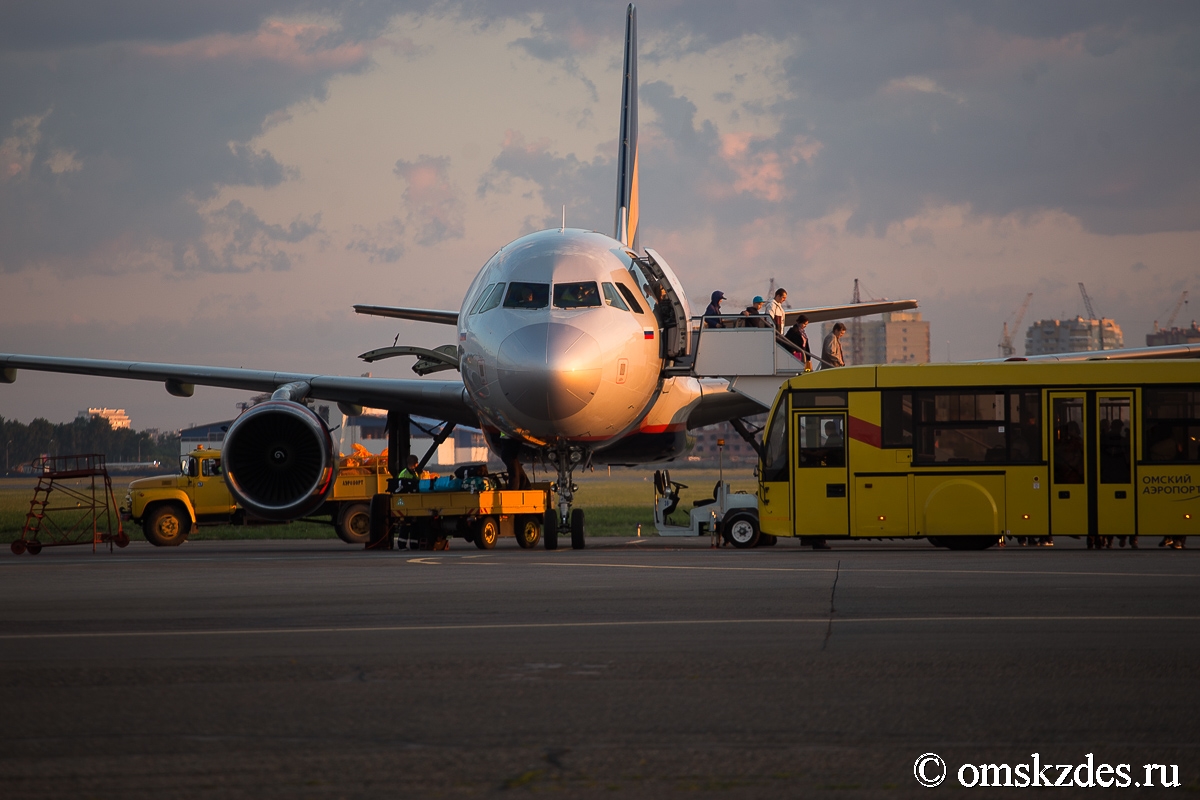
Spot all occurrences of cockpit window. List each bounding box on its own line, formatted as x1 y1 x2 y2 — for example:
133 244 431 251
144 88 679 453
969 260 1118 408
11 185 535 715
553 282 601 309
601 282 630 311
478 282 505 314
503 282 549 309
614 283 645 314
468 283 495 315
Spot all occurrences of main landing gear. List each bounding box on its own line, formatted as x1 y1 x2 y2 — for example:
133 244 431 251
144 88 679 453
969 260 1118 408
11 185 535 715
544 444 587 551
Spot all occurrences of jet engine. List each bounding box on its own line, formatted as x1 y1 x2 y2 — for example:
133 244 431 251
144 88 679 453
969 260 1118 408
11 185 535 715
222 399 336 521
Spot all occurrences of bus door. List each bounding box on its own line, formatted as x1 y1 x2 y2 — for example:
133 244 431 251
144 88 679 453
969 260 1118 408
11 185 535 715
1049 393 1088 535
792 411 849 536
1096 391 1135 537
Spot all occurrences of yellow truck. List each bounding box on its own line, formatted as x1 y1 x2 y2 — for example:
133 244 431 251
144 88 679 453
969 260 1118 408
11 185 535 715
122 446 389 546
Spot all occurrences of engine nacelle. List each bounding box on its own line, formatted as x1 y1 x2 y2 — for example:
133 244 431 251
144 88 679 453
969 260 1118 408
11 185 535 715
222 400 336 521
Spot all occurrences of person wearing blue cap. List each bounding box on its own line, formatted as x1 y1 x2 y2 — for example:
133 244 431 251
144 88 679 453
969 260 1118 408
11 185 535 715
739 295 769 328
703 290 726 328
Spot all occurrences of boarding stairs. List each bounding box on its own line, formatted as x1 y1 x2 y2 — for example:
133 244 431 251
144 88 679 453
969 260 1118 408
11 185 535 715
11 453 128 555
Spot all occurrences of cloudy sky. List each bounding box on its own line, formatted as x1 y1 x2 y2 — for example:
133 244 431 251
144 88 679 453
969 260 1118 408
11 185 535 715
2 1 1198 430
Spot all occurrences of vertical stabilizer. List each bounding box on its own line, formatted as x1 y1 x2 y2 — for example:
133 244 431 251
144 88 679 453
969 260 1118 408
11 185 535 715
614 4 639 253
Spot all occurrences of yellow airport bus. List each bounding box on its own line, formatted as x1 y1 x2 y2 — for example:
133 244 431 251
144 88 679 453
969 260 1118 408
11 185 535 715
755 360 1199 549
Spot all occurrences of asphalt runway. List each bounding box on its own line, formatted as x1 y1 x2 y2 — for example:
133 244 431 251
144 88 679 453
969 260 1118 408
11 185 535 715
1 535 1198 798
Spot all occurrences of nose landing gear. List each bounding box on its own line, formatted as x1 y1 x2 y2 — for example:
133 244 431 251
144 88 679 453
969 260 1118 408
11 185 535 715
545 444 587 550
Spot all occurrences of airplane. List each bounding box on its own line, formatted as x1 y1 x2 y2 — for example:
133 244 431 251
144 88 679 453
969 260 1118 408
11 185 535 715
1 5 921 549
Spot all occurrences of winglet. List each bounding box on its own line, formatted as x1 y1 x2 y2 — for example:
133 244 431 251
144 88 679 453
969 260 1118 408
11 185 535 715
613 4 639 253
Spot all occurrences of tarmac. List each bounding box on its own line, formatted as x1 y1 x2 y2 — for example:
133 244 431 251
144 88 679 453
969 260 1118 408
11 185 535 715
1 535 1198 798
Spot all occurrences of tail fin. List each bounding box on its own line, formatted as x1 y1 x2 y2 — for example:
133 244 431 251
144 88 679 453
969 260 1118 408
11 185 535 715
613 3 639 253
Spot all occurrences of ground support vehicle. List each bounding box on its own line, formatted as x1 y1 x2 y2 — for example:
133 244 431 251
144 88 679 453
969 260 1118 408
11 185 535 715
368 487 550 550
756 360 1199 550
652 469 767 547
122 448 390 546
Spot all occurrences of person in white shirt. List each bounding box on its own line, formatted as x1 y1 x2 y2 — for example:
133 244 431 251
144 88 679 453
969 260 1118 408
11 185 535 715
766 287 787 333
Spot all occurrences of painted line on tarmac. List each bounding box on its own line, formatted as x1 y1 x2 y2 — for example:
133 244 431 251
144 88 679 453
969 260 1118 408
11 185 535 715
434 558 1200 580
3 615 1200 642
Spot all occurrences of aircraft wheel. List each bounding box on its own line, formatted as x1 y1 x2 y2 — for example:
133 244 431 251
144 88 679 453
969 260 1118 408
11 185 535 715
473 516 499 550
723 513 760 549
570 508 585 550
543 508 559 551
515 516 540 549
143 504 189 547
11 540 26 555
335 503 372 545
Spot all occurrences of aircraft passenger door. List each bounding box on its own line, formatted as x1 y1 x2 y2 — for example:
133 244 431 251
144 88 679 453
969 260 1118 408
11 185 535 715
791 412 849 536
1096 392 1135 538
640 248 693 358
1048 393 1089 536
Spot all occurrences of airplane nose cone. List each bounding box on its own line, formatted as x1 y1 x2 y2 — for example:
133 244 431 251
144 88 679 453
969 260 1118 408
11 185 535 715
497 323 602 421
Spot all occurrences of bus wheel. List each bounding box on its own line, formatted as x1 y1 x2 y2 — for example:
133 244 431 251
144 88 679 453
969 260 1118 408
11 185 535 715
515 517 540 549
724 513 760 549
570 508 586 550
938 535 996 551
474 516 499 550
335 503 371 545
143 504 189 547
544 509 559 551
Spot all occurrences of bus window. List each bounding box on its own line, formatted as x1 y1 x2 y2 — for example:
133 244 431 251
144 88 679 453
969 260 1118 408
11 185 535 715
1007 391 1042 462
796 414 845 468
881 391 912 447
1144 388 1200 463
1052 397 1085 483
761 400 789 481
792 391 847 408
915 391 1007 463
1099 397 1132 483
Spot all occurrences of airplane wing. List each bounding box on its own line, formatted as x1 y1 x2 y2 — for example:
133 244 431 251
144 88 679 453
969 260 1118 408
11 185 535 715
784 299 918 325
353 305 459 325
0 353 479 426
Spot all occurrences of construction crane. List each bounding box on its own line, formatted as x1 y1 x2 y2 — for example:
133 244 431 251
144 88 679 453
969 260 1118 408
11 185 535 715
1078 282 1105 350
1154 290 1190 331
999 292 1033 358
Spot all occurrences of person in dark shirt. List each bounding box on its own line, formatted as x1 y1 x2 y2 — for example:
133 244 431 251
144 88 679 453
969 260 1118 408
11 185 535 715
703 290 726 328
738 296 769 327
784 314 812 367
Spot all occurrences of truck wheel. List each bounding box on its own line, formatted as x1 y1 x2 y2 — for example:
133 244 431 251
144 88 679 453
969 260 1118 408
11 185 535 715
757 533 777 547
723 513 760 549
570 508 585 550
515 516 540 549
143 504 189 547
473 516 499 550
335 503 371 545
543 508 559 551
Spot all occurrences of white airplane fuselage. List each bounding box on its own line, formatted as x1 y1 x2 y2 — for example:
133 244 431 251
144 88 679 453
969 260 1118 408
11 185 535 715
458 228 668 450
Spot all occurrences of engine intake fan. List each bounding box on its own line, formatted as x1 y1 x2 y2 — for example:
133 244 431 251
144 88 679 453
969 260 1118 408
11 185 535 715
223 400 336 521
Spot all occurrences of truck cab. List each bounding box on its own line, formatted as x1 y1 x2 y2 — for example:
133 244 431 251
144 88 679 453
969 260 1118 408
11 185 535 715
122 447 238 546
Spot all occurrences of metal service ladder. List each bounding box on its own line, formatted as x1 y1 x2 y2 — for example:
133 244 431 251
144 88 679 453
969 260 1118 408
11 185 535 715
11 454 128 555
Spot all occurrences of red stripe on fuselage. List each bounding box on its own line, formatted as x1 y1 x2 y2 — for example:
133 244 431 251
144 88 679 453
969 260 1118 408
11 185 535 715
848 416 881 448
